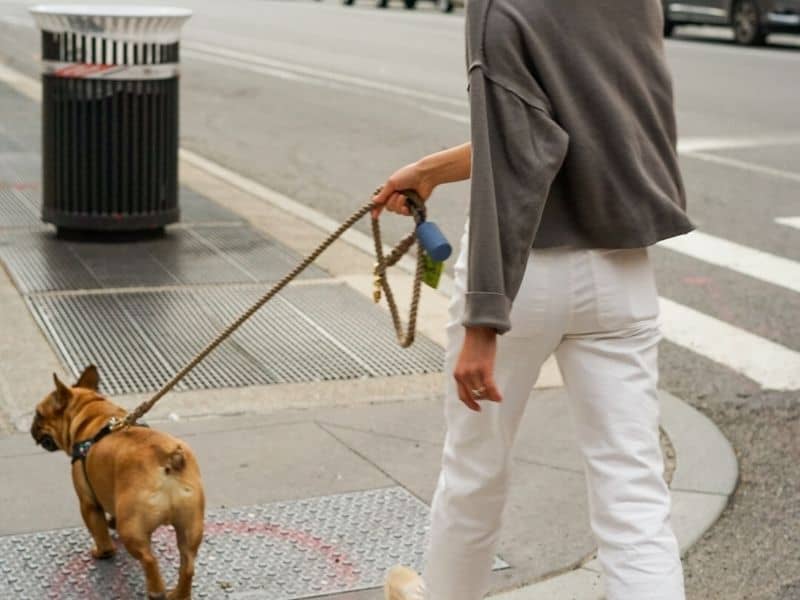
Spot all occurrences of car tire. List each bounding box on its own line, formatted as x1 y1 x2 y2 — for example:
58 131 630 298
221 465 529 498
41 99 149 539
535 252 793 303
376 0 389 7
733 0 767 45
403 0 416 8
438 0 454 12
343 0 355 5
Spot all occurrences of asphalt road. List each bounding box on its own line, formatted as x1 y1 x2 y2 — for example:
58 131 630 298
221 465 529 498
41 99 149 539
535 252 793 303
1 1 799 598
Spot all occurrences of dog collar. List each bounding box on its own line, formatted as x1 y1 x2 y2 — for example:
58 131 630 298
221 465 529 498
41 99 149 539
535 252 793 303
70 419 149 464
70 422 114 465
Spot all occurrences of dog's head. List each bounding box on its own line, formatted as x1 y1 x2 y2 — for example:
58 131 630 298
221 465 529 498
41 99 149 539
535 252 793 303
31 365 101 453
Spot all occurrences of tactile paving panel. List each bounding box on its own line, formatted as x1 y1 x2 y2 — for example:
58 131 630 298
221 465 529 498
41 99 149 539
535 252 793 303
0 224 328 293
0 487 507 599
27 282 444 395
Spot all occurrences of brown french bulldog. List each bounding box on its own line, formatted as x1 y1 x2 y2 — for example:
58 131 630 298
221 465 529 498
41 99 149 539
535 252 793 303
30 365 205 600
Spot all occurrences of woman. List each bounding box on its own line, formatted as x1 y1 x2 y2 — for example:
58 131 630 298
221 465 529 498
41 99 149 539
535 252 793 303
374 1 693 599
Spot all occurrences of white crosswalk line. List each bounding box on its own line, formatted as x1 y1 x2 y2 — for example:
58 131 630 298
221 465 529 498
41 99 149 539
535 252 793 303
659 230 800 294
776 217 800 231
678 135 800 154
681 151 800 184
659 298 800 391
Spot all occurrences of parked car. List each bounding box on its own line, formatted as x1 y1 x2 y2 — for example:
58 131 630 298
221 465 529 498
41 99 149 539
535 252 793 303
342 0 463 13
662 0 800 45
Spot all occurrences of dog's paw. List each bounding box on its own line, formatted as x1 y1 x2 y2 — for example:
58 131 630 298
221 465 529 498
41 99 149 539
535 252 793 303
91 546 116 560
147 593 167 600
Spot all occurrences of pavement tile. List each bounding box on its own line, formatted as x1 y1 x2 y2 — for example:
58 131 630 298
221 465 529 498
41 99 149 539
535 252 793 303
314 389 584 473
491 567 603 600
319 422 596 590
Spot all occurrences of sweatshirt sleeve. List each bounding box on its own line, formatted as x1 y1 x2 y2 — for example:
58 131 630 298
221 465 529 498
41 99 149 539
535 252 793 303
463 68 569 334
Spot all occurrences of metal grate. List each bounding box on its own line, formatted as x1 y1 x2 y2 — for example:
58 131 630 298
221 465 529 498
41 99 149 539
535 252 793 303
0 187 41 228
0 224 328 293
179 188 243 224
27 283 444 395
0 487 503 600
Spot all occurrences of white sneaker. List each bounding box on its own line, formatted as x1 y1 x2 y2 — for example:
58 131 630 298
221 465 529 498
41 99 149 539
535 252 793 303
384 565 427 600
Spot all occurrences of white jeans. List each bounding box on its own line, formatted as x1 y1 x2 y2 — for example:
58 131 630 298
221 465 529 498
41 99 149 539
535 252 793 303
423 233 685 600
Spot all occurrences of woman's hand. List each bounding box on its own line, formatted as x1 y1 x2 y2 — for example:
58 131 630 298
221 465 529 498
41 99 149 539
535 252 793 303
372 143 472 218
372 161 435 218
453 326 502 411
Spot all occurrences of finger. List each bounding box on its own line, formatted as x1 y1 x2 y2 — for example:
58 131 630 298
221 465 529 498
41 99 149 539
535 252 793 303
455 378 481 412
373 183 395 205
393 193 411 216
387 192 407 215
371 183 394 217
482 372 503 403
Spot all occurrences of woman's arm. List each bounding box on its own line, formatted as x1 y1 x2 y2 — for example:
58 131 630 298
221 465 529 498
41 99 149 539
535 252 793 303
372 142 471 217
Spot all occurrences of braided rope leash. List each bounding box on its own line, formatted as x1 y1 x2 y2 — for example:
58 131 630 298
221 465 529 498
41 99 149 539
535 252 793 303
115 193 427 431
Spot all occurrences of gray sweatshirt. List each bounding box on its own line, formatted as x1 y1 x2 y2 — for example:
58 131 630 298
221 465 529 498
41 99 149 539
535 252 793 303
463 0 694 334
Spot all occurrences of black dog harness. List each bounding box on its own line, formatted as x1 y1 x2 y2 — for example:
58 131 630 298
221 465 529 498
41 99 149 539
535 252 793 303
70 418 147 514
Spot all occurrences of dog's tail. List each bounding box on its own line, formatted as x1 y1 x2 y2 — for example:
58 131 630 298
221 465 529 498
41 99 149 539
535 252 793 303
163 445 186 475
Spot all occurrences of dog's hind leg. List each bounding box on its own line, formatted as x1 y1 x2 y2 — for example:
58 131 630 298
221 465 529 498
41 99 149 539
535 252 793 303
117 519 167 599
168 506 204 600
79 500 116 559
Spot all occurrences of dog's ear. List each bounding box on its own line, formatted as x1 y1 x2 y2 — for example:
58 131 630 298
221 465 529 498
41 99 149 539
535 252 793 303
75 365 100 391
51 373 71 411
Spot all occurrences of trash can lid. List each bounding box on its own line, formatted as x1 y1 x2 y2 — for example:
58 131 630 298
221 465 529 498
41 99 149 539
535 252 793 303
30 5 192 43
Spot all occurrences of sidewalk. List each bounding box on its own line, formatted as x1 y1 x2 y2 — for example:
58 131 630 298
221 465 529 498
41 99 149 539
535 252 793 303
0 69 737 600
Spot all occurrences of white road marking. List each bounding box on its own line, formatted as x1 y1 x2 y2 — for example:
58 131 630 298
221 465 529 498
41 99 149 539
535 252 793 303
0 61 39 102
0 15 33 28
181 48 471 125
677 135 800 154
182 41 469 109
776 217 800 231
659 298 800 391
682 150 800 184
659 231 800 294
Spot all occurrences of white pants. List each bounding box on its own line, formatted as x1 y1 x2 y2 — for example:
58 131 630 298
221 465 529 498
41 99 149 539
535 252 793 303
423 233 685 600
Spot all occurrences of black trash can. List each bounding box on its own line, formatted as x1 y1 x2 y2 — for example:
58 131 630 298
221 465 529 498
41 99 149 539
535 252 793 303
30 5 192 232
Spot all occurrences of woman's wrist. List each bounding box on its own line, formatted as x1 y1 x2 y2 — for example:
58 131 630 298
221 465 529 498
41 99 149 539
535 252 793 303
416 142 472 190
414 155 441 192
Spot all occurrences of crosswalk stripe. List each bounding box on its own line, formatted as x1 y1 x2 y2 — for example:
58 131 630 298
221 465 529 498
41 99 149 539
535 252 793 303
677 135 800 154
776 217 800 231
681 150 800 184
659 298 800 391
658 230 800 294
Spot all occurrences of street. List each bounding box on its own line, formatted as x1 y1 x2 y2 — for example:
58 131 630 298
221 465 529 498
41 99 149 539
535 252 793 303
1 0 799 598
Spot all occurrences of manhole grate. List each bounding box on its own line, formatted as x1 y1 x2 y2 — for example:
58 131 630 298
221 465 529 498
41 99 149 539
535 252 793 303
27 283 444 395
0 224 328 293
0 487 507 600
